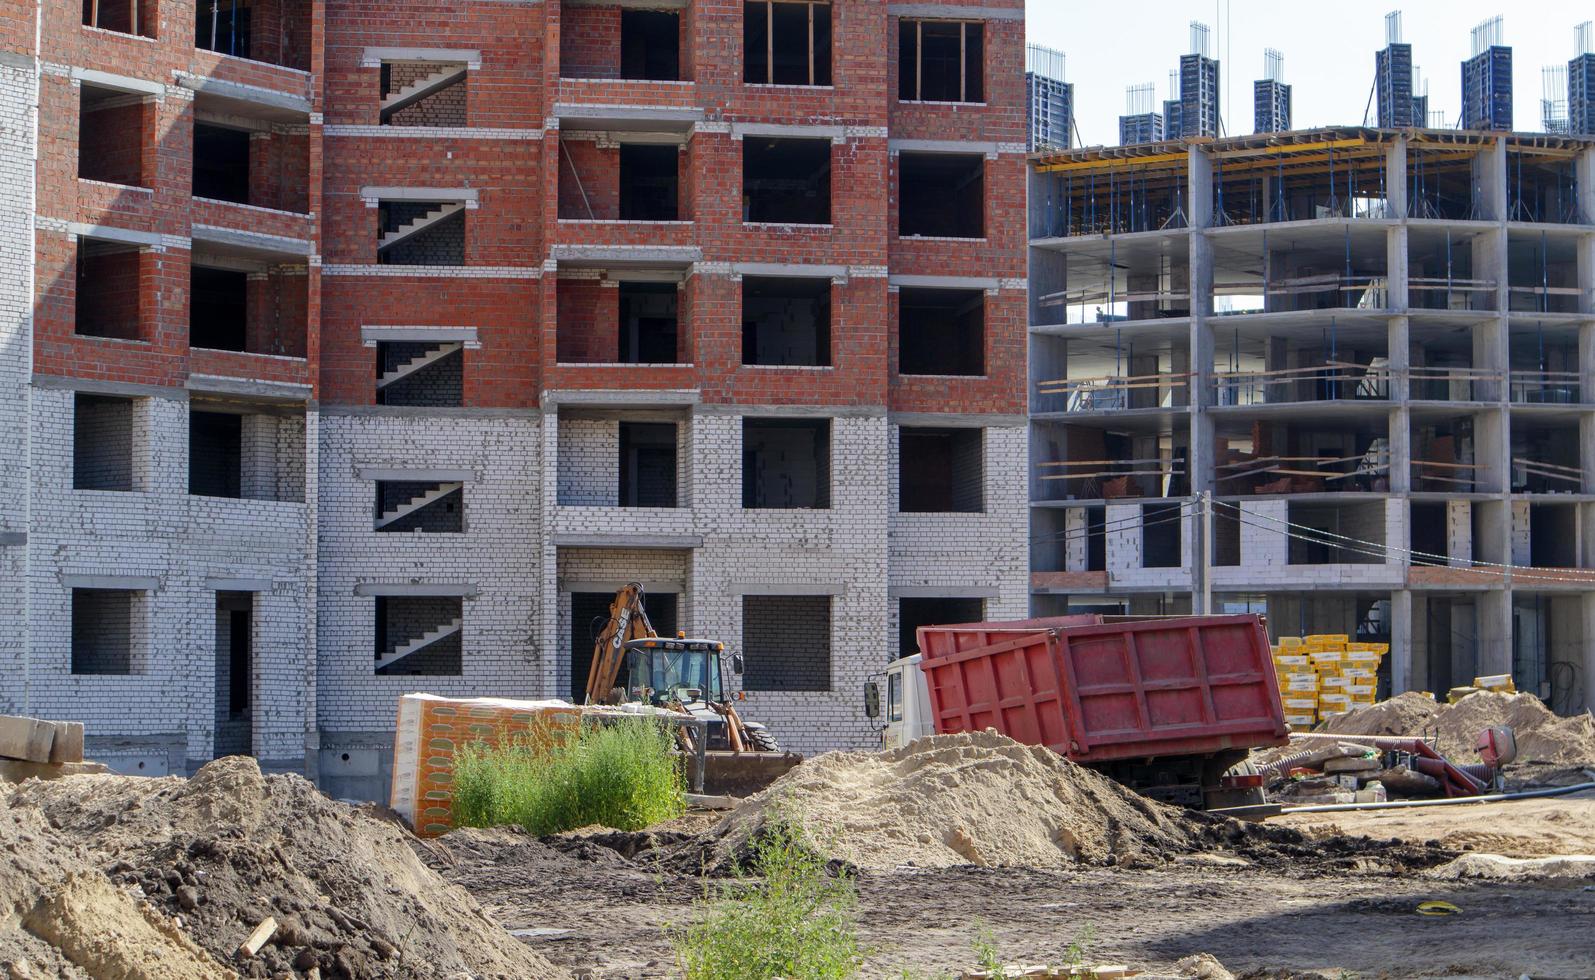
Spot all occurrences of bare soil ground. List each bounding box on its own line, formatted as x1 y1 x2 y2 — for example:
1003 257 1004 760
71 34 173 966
428 824 1595 979
1275 792 1595 859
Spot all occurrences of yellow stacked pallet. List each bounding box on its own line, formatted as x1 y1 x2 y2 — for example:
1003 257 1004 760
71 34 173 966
1271 635 1385 729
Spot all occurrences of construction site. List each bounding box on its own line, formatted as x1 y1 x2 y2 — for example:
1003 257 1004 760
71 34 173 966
1 1 1595 978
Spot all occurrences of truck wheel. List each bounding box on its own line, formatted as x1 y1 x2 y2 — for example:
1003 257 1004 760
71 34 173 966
1220 759 1267 807
744 724 780 752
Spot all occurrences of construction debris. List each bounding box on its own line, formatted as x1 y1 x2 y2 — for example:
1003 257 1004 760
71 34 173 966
1319 690 1595 767
0 716 83 767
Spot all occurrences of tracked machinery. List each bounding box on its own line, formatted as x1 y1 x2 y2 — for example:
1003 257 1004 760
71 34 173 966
584 584 801 794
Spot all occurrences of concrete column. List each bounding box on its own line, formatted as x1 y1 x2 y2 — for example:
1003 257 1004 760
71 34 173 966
1128 352 1158 410
1409 592 1430 694
1388 404 1410 493
1187 148 1214 503
1575 147 1595 226
1580 593 1595 713
1390 589 1413 695
1385 137 1409 219
1476 588 1512 677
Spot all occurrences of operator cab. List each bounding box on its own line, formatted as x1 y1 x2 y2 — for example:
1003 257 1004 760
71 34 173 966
619 636 735 706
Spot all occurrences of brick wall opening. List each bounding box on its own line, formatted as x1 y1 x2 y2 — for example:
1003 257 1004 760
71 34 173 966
743 138 831 224
191 122 250 203
619 421 678 507
1287 500 1384 565
195 0 313 71
619 281 679 363
1142 501 1182 568
1410 501 1447 564
898 287 984 376
73 393 134 492
898 427 983 513
1214 503 1241 566
83 0 156 38
213 591 253 757
376 341 463 406
375 595 463 676
78 85 148 187
380 61 468 127
1511 418 1581 493
742 594 832 691
620 145 680 220
899 153 984 238
189 404 305 502
570 591 678 701
190 265 248 351
378 201 465 266
75 241 144 340
1528 503 1579 568
744 1 832 85
898 19 984 102
742 276 830 366
376 480 464 533
898 597 983 658
72 588 143 674
621 9 681 80
193 123 250 203
743 418 830 509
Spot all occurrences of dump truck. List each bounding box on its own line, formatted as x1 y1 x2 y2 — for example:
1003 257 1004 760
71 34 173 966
585 584 800 794
865 614 1288 809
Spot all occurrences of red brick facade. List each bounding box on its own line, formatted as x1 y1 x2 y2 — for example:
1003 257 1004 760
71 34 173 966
13 0 1025 417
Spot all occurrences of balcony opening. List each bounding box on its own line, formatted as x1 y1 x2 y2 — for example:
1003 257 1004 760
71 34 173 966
743 595 831 691
375 596 462 676
83 0 155 38
742 276 830 366
376 341 463 407
1286 500 1385 565
744 1 831 86
1217 417 1390 494
1142 501 1182 568
74 393 134 492
569 589 678 701
743 418 830 509
72 588 143 675
75 239 145 341
1412 414 1480 492
898 19 982 102
193 122 250 203
1508 232 1581 315
898 427 983 513
1214 325 1389 405
375 480 464 533
899 152 984 239
1407 143 1489 220
898 597 983 658
195 0 313 71
188 402 305 502
189 260 307 356
619 421 679 508
78 84 148 187
1510 417 1581 494
1408 320 1484 400
1509 322 1581 404
620 144 680 221
1034 420 1189 501
1506 150 1579 224
898 287 983 376
619 281 680 363
742 137 830 224
378 200 465 265
1527 503 1579 568
1213 503 1240 566
380 61 468 126
1407 227 1496 311
622 9 681 80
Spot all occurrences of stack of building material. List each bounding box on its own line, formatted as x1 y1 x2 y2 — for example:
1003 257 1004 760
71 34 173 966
1272 636 1387 730
1446 673 1517 703
1269 740 1396 805
0 714 103 781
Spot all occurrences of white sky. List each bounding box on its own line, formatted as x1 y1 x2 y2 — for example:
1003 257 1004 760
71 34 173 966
1025 1 1590 147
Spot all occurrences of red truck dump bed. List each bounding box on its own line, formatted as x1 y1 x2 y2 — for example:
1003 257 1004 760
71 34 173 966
915 615 1288 774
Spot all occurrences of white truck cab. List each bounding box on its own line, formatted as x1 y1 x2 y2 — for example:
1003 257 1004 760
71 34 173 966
865 655 934 750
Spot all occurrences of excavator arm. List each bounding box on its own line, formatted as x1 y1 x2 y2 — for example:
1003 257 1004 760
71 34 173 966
584 583 657 704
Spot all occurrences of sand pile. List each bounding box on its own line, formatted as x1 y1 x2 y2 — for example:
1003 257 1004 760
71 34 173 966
701 730 1216 870
0 757 566 980
1320 690 1595 766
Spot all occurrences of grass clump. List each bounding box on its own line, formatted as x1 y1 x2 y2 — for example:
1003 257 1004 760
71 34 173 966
451 719 686 835
672 818 863 980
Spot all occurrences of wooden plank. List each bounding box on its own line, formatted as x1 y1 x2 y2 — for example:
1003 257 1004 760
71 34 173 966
238 917 278 958
0 715 55 764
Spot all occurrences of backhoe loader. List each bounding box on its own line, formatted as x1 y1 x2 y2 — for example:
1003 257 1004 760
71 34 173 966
584 584 800 794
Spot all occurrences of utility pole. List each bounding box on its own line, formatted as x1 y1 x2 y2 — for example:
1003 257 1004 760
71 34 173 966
1196 491 1213 615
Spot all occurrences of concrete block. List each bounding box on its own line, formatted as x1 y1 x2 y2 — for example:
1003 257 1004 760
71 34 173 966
47 721 84 764
0 715 55 763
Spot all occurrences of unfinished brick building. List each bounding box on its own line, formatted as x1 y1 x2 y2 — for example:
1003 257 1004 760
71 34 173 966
0 0 1028 796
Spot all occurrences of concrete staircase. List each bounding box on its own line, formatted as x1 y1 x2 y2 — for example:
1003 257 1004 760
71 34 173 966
378 202 464 252
376 342 461 389
375 618 463 672
380 64 467 120
375 481 462 529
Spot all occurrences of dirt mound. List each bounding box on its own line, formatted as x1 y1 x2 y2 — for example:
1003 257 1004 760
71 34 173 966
1322 691 1595 766
0 757 567 979
1423 852 1595 881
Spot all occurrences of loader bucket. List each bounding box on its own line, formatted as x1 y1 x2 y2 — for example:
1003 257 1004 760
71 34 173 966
700 750 803 796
